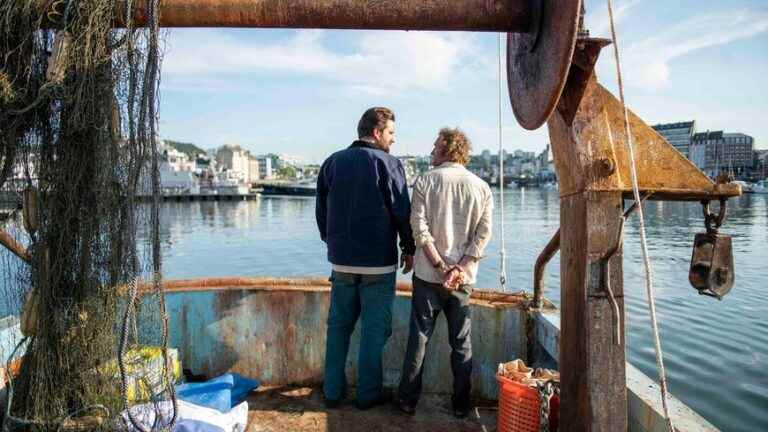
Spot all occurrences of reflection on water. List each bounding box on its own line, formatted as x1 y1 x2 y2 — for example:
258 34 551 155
1 191 766 430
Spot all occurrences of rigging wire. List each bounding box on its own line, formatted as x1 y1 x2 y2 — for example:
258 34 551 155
497 32 508 290
605 1 674 430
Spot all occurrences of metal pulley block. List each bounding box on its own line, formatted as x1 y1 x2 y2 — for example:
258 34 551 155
689 198 734 299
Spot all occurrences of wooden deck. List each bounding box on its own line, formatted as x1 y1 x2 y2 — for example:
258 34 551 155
246 386 497 432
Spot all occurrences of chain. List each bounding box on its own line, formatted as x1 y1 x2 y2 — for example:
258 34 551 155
536 379 559 432
701 197 727 234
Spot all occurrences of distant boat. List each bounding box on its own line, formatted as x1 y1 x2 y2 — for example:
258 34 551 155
752 180 768 194
733 180 752 194
541 181 559 191
259 179 316 196
481 174 514 187
515 175 536 188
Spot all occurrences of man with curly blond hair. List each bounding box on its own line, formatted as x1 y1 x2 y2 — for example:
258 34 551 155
396 127 493 418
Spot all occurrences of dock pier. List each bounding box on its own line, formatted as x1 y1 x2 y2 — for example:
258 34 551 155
138 193 261 202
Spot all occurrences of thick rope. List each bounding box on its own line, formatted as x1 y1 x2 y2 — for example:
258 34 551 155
497 32 507 290
146 0 180 426
117 0 178 430
605 1 674 430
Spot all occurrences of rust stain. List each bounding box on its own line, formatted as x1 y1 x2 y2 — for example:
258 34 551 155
39 0 530 31
507 0 582 130
549 39 741 202
135 277 530 309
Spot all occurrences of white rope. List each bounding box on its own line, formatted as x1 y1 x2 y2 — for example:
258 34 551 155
605 1 674 430
497 32 507 290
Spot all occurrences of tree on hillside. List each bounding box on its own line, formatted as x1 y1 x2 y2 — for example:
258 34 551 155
277 166 297 179
165 140 206 160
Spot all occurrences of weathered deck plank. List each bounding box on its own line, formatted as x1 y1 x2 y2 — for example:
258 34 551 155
246 386 496 432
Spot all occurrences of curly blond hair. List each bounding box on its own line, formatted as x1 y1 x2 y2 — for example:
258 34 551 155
438 127 472 165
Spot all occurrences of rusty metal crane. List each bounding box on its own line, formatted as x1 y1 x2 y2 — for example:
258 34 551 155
22 0 740 430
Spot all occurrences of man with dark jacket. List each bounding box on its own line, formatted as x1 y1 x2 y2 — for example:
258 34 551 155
316 107 416 410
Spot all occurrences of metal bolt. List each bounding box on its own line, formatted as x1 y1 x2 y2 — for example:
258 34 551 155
598 158 615 177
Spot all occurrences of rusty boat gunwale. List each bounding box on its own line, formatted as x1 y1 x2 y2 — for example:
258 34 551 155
0 276 720 431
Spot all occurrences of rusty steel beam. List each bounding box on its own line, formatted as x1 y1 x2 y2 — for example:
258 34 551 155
0 229 30 263
549 38 741 201
533 228 560 309
40 0 533 31
548 38 628 431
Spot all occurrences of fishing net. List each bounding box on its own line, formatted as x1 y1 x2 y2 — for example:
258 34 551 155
0 0 175 430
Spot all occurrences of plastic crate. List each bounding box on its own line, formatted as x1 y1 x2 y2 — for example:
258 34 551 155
497 375 559 432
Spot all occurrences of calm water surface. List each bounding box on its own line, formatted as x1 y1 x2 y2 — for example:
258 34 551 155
152 189 767 431
2 190 766 430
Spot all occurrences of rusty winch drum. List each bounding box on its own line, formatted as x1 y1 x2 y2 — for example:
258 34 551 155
689 199 734 299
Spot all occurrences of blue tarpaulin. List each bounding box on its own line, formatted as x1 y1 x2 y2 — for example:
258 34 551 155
175 373 259 413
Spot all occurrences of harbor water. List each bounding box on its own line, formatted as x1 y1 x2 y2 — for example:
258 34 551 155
1 189 766 430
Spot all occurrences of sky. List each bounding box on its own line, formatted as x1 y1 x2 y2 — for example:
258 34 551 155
156 0 768 164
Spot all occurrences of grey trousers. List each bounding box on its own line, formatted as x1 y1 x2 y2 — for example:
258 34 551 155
397 276 473 410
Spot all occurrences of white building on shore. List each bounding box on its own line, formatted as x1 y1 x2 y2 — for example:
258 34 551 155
256 156 273 180
216 145 260 184
162 143 196 172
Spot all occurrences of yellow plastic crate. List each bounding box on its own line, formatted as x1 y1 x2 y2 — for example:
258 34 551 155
101 346 182 402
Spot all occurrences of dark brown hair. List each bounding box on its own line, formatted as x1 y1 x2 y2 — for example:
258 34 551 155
357 107 395 139
438 127 472 165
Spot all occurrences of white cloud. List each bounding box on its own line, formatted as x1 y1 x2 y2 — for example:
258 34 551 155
586 0 642 38
161 29 479 95
596 8 768 89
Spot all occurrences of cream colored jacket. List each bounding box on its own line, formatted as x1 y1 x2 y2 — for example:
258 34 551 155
411 162 493 284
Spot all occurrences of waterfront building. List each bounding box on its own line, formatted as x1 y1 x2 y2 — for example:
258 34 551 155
248 155 260 184
467 154 492 179
256 156 273 179
652 121 696 158
750 149 767 181
158 163 200 195
481 149 492 163
297 164 321 179
139 147 200 196
536 144 556 182
162 145 196 172
275 154 302 170
690 131 754 178
513 149 535 160
217 145 250 176
395 155 431 184
216 144 262 184
467 146 558 185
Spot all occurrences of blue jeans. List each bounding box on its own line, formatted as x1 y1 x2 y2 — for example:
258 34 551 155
323 271 396 405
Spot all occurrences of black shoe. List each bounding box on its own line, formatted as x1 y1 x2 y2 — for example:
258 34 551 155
393 398 416 416
356 391 392 411
324 397 343 409
323 386 347 409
